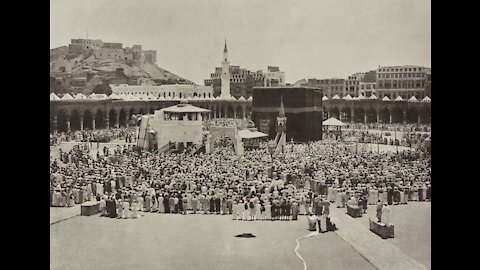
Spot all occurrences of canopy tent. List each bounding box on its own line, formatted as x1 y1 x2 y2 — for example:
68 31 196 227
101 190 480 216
323 117 346 126
322 96 329 101
394 96 403 101
108 93 121 99
61 93 73 100
238 129 268 139
357 94 365 100
421 96 431 102
89 93 108 100
50 93 61 101
322 117 346 141
238 96 247 101
369 94 377 99
408 96 418 102
162 103 210 113
343 94 353 100
247 96 253 101
382 96 391 101
332 94 340 100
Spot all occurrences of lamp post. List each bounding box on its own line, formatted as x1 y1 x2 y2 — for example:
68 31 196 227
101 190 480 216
378 129 381 153
395 126 398 154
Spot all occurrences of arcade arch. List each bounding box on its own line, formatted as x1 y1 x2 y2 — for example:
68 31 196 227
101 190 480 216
95 110 106 129
83 110 93 130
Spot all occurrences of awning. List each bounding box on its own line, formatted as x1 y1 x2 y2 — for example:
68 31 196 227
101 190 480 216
238 129 268 139
322 117 346 126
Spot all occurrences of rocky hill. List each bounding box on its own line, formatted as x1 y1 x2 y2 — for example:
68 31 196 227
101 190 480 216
50 46 193 94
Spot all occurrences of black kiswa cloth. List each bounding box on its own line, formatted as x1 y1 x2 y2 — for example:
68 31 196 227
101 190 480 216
234 233 256 238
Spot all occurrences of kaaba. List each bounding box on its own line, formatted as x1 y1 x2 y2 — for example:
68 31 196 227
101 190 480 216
251 87 323 142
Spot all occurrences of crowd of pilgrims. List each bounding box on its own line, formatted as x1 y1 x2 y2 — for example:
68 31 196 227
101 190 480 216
50 128 137 145
50 133 431 221
346 123 431 133
341 129 431 149
204 118 248 129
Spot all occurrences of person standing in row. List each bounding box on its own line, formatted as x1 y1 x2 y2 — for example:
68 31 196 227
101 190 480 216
291 200 298 220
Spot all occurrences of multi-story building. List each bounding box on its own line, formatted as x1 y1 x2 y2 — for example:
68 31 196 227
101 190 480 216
264 66 286 87
425 68 431 98
204 42 285 98
375 65 430 99
346 73 365 97
307 78 345 98
358 70 376 97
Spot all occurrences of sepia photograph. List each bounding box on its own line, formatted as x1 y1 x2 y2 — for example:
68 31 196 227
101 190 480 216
50 1 431 269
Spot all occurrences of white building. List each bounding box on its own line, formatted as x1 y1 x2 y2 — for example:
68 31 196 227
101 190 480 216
138 103 210 150
264 66 286 87
110 84 214 99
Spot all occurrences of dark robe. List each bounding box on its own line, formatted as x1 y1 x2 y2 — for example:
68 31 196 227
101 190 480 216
215 198 221 213
271 201 277 219
145 196 151 212
387 187 394 205
169 197 175 213
393 190 401 204
209 197 215 213
418 188 424 201
107 199 117 218
285 201 291 216
92 183 97 196
426 187 431 201
177 195 183 213
227 198 233 214
279 200 285 217
163 195 170 213
376 204 383 222
291 202 299 220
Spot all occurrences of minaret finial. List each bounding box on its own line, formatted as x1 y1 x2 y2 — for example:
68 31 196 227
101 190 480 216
224 38 228 53
279 95 285 116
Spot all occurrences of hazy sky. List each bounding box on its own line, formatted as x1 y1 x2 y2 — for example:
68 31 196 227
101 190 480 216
51 0 431 85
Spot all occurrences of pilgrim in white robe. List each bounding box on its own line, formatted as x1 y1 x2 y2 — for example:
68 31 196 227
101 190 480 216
381 205 391 226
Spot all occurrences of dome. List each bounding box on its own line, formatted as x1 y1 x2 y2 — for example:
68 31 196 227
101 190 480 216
245 119 255 129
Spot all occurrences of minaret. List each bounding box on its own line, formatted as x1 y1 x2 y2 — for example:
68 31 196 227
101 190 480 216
220 39 231 98
275 95 287 154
